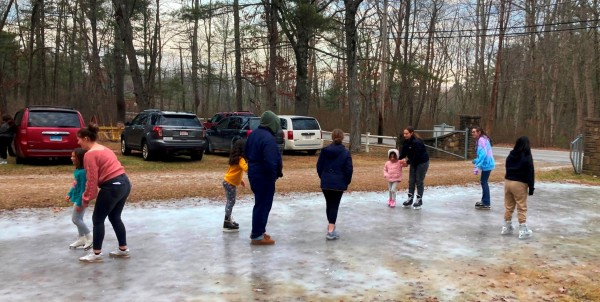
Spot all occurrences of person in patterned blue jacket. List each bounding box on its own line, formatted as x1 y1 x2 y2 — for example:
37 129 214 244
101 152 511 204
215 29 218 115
245 111 283 245
317 129 353 240
66 148 93 250
471 127 496 210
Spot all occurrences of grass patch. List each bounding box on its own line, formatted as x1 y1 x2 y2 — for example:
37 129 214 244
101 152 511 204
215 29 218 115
538 167 600 185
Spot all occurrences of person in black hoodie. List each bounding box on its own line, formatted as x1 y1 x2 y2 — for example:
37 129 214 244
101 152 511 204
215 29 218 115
245 111 283 245
317 129 353 240
399 126 430 209
502 136 535 239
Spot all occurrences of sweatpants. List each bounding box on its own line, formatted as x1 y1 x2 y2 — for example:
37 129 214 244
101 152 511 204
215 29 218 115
504 179 529 224
249 176 275 239
388 182 398 200
408 161 429 197
91 174 131 250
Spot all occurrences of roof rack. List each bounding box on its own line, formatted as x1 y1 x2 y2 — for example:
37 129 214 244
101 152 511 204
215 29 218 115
28 105 75 110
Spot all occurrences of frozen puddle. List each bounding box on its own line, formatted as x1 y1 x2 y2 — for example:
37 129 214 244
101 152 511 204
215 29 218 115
0 183 599 301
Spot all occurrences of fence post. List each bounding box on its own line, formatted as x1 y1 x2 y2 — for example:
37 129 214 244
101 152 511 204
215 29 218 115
464 128 469 160
366 132 370 152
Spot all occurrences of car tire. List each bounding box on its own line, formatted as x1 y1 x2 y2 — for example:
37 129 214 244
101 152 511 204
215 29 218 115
142 142 154 161
121 138 131 155
15 156 26 164
190 152 203 161
307 150 317 155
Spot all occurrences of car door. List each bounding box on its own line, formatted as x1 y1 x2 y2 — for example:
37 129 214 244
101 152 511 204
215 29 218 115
129 113 148 149
210 117 231 150
290 117 323 150
221 116 244 149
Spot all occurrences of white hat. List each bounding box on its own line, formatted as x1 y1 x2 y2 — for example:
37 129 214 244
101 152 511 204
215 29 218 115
388 149 399 158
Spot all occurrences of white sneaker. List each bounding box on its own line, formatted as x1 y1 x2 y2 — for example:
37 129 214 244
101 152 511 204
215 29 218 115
109 248 130 258
518 224 533 239
0 159 7 164
69 236 86 249
79 252 103 263
500 221 514 235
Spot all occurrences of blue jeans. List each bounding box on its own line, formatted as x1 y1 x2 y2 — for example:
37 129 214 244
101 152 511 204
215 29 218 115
72 204 90 236
480 170 491 206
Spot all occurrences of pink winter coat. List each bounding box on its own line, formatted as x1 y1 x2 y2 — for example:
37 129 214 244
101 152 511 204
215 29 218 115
384 160 407 182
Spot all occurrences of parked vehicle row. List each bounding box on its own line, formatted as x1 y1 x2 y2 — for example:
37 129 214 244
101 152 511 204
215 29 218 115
10 106 324 164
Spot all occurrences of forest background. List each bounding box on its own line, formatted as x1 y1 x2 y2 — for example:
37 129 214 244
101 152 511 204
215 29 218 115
0 0 599 151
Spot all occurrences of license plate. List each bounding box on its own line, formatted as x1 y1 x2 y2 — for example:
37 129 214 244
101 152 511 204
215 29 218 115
50 135 63 142
164 137 173 141
180 131 189 136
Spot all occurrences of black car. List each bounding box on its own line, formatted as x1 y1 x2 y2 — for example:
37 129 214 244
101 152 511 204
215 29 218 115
205 116 284 154
121 109 205 161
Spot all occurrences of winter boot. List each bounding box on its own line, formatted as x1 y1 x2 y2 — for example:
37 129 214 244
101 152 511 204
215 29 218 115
390 199 396 208
518 223 533 239
412 195 423 210
223 215 240 232
500 221 514 235
402 193 414 208
83 233 93 250
387 199 392 207
69 236 86 249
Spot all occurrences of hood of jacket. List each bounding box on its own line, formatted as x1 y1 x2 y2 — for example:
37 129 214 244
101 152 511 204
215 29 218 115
259 111 280 135
388 148 399 159
321 143 347 159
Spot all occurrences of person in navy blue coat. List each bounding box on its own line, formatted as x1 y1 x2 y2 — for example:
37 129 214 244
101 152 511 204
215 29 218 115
317 129 353 240
245 111 283 245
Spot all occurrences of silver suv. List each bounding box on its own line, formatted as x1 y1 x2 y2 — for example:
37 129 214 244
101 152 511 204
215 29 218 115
121 110 205 161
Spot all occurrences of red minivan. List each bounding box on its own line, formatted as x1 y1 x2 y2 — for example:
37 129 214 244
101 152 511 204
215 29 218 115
12 106 85 163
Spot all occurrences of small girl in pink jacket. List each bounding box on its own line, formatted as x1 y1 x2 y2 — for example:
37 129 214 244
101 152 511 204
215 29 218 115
383 149 407 207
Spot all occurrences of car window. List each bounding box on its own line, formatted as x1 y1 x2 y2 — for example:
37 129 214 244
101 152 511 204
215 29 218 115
291 118 320 130
211 114 223 123
216 117 230 130
131 114 144 126
27 111 81 128
150 114 160 125
280 118 287 130
14 110 24 126
248 118 260 130
229 117 243 129
159 115 201 127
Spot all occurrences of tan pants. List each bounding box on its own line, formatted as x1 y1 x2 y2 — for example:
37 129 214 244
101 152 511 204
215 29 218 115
504 180 529 224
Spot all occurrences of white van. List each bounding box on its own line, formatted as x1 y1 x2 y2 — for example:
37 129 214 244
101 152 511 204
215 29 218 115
278 115 323 155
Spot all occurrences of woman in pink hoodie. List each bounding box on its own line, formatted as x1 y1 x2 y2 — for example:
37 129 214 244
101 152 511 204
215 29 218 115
383 149 407 207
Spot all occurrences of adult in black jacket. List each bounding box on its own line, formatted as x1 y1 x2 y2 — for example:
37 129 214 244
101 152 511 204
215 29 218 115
316 129 353 240
398 126 430 209
501 136 535 239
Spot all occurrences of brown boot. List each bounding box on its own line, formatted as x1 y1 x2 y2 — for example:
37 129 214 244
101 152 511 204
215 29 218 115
251 235 275 245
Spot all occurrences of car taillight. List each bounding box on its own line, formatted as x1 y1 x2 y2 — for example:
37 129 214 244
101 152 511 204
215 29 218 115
247 130 252 136
287 130 293 140
153 126 163 138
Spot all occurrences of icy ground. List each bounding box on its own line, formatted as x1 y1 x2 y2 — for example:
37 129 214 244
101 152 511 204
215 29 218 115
0 182 599 301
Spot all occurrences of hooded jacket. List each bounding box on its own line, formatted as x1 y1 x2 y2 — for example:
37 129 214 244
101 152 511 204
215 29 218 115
245 111 282 182
384 149 407 182
316 143 353 191
473 136 496 171
505 150 535 193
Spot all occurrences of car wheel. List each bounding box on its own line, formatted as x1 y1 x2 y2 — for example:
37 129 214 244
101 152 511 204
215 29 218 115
142 142 154 161
190 151 203 161
15 156 26 164
121 138 131 155
307 150 317 155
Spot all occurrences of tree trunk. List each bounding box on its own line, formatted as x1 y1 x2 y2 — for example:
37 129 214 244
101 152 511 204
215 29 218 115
486 0 510 135
344 0 363 153
113 0 149 109
191 0 200 114
234 0 243 111
114 23 126 122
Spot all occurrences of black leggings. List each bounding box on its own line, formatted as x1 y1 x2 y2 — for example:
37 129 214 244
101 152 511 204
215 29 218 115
323 189 344 224
92 174 131 250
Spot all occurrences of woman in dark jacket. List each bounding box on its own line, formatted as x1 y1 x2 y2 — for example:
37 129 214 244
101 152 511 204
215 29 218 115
502 136 535 239
317 129 353 240
399 126 430 209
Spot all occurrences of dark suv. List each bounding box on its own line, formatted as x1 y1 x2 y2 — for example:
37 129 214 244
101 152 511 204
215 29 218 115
202 111 254 129
121 110 205 161
12 105 85 164
205 116 284 154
